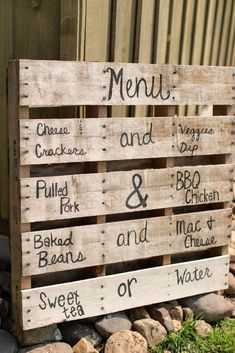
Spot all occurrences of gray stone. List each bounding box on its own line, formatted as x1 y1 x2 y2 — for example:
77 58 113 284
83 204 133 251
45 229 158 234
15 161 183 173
230 262 235 274
59 321 102 347
128 307 150 323
0 272 10 294
133 318 167 347
180 293 234 322
194 320 213 337
224 272 235 295
0 329 18 353
169 305 183 322
229 247 235 262
0 235 10 265
104 330 148 353
148 306 174 332
20 342 73 353
20 325 62 345
172 319 182 332
182 307 194 321
73 338 99 353
0 298 9 323
158 301 183 321
95 312 132 339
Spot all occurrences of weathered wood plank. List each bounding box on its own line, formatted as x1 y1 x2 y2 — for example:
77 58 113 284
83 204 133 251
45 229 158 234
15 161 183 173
180 0 196 65
21 255 229 330
19 116 234 165
155 0 170 64
85 0 111 61
21 208 232 276
20 165 233 223
19 60 235 107
218 0 233 66
168 0 184 64
202 0 217 65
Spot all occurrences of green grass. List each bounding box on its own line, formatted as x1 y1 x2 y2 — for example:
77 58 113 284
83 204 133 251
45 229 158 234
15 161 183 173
150 318 235 353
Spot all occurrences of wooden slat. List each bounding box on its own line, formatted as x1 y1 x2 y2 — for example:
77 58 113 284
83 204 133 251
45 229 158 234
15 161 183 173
85 0 111 61
168 0 184 64
21 255 229 330
135 0 155 117
155 0 170 64
60 0 80 61
226 0 235 66
20 165 233 223
210 0 224 66
202 0 217 65
111 0 136 117
19 116 234 165
21 204 232 276
191 0 207 65
218 0 233 66
19 60 235 107
180 0 196 65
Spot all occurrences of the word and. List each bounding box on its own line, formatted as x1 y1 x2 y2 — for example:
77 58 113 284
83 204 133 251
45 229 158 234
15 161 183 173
120 123 155 148
117 221 150 247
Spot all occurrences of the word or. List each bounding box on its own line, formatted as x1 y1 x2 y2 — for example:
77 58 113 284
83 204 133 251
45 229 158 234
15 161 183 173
175 266 213 285
38 290 85 319
117 221 150 247
106 67 171 102
120 123 155 148
126 174 149 209
117 278 138 298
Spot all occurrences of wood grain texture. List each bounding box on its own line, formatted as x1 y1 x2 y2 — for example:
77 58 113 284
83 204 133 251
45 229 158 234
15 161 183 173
19 116 234 165
20 165 233 223
21 205 232 276
21 255 229 330
19 60 235 107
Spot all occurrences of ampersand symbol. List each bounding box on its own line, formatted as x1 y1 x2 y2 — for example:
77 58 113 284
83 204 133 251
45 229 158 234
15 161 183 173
125 173 149 209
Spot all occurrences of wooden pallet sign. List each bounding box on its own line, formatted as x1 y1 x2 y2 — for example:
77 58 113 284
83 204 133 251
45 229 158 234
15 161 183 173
8 60 234 336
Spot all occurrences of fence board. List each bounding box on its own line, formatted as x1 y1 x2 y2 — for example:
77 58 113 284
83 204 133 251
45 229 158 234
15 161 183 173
19 60 235 107
218 0 233 66
20 165 233 223
210 0 224 66
168 0 184 64
202 0 217 66
155 0 170 64
180 0 195 65
21 209 232 276
21 255 229 330
19 116 234 165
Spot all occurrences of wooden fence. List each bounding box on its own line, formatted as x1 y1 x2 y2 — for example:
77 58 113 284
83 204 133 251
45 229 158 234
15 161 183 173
1 0 235 221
